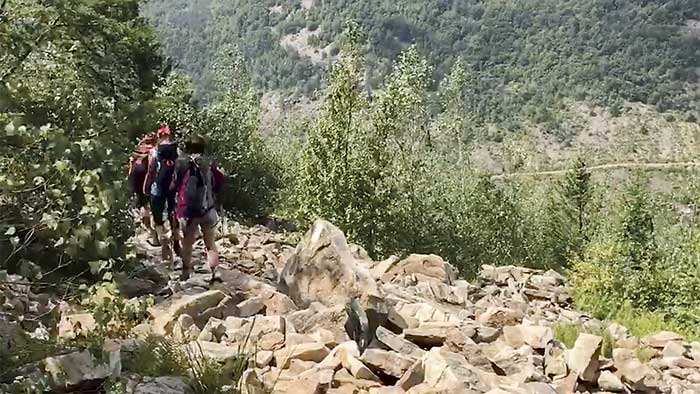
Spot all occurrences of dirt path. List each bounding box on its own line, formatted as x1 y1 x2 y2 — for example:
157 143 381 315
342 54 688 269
491 161 700 180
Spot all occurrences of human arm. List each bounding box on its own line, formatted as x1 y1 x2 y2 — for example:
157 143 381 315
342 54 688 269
143 150 156 195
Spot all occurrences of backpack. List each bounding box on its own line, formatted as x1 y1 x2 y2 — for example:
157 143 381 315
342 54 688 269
128 144 152 194
177 156 217 220
153 143 178 196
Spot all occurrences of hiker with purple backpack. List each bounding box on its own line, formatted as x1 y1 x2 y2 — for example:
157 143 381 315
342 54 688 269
172 134 225 281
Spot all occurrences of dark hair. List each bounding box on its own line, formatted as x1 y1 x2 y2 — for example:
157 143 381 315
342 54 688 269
185 134 207 154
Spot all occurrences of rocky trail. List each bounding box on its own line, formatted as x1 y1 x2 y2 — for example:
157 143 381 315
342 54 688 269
3 220 700 394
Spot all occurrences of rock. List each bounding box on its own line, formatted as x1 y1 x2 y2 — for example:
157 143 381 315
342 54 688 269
474 326 500 343
406 384 477 394
133 376 193 394
382 254 457 285
444 326 477 354
502 325 553 350
272 374 323 394
182 341 245 363
544 341 567 378
643 331 685 349
199 295 239 323
372 256 401 278
311 328 338 348
43 350 111 388
481 340 530 376
598 370 625 392
278 220 383 309
663 341 687 358
258 331 286 351
287 359 319 375
613 348 650 384
423 348 483 391
285 333 316 347
404 325 454 348
172 314 201 342
57 312 96 340
114 264 169 298
240 369 267 394
341 348 379 381
375 327 425 358
391 302 456 326
256 350 274 368
370 387 405 394
478 307 523 328
287 304 350 344
237 296 267 317
151 290 227 335
566 333 602 382
396 360 424 391
333 368 382 390
361 349 415 378
318 341 359 370
274 342 330 368
263 291 298 316
198 317 226 342
222 315 287 343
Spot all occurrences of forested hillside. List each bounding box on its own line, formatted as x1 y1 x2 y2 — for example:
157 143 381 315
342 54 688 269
5 0 700 392
143 0 700 130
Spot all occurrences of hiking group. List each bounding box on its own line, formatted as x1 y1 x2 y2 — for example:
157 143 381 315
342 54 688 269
128 126 225 281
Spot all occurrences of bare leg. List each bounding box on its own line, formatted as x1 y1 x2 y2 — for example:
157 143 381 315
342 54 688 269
142 208 159 246
170 214 181 257
202 225 219 271
156 225 172 268
180 223 196 281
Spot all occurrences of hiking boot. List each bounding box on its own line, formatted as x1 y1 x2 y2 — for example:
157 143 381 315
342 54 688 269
209 271 222 286
148 230 160 247
179 267 192 282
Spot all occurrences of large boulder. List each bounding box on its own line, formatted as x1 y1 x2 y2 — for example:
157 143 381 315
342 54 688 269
278 220 383 309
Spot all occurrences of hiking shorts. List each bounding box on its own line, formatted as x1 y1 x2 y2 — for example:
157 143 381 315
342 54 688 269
150 193 176 226
181 209 219 238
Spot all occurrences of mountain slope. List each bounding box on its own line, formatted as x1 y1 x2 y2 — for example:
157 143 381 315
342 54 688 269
142 0 700 129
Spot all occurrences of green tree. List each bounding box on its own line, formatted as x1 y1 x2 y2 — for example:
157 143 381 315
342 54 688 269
620 178 657 271
0 0 166 276
544 157 596 266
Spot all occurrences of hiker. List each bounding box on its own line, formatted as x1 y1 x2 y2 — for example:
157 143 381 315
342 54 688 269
143 125 181 266
173 134 225 281
128 132 158 245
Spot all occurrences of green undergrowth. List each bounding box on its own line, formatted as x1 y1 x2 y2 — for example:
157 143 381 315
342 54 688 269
573 297 700 342
553 319 676 363
125 335 253 394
